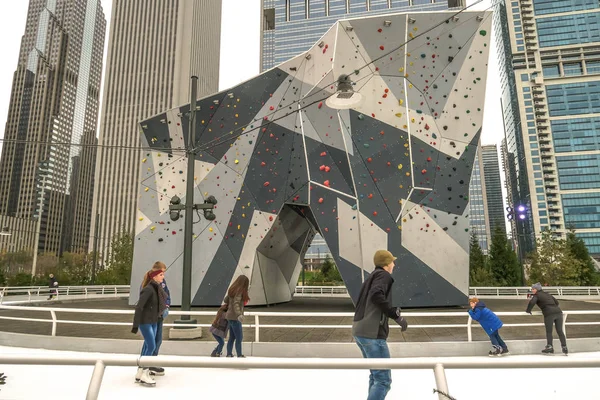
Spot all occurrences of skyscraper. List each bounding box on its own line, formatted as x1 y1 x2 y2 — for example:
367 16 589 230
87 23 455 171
495 0 600 258
469 148 491 252
91 1 222 259
260 0 464 71
0 0 106 260
481 144 504 233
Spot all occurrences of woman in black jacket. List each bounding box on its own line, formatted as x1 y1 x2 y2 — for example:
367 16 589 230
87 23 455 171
526 282 568 355
131 267 168 386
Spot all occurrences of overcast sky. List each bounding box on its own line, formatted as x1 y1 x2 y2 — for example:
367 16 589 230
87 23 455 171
0 0 500 154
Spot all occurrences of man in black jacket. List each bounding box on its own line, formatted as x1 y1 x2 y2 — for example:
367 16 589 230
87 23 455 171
526 282 568 355
352 250 408 400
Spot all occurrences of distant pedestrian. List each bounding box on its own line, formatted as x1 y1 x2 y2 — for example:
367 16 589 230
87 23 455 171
47 274 58 300
468 297 509 356
352 250 408 400
526 282 568 355
131 266 168 386
138 262 171 378
224 275 250 358
209 304 229 357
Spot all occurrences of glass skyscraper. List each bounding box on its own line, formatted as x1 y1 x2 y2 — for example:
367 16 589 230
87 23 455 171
0 0 106 259
482 145 505 234
469 149 490 252
495 0 600 258
261 0 464 71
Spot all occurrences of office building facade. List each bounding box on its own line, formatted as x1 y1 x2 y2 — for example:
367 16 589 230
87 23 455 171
261 0 464 71
481 145 505 234
0 0 106 258
495 0 600 258
90 1 222 260
469 148 491 253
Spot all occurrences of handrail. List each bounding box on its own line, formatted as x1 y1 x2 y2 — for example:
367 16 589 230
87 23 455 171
1 304 600 342
1 353 599 400
0 285 130 304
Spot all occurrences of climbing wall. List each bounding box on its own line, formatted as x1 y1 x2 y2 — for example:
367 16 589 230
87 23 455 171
131 10 493 307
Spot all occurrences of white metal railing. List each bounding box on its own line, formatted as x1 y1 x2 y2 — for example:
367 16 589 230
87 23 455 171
294 286 600 298
1 353 600 400
0 285 130 304
470 286 600 297
1 304 599 343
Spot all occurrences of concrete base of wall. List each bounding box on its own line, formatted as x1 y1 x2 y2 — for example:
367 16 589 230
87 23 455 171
1 331 599 358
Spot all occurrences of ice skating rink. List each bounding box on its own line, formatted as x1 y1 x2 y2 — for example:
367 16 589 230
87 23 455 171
1 345 600 399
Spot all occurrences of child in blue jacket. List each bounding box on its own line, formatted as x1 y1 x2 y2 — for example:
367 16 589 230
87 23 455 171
469 297 509 356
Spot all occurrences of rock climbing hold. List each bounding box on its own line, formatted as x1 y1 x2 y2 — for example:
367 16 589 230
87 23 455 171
318 198 324 204
324 180 330 187
263 181 270 187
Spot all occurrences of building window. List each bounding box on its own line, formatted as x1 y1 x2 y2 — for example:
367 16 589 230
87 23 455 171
563 62 583 77
543 65 559 78
263 8 275 30
587 61 600 74
521 73 529 81
537 12 600 48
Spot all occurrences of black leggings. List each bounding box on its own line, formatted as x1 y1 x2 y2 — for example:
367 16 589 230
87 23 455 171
544 314 567 347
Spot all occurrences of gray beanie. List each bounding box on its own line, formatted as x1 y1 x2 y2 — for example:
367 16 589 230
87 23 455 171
531 282 543 291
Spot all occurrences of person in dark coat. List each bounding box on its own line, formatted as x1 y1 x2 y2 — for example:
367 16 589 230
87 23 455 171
47 274 58 300
469 297 509 356
131 267 168 386
210 304 229 357
352 250 408 400
138 261 171 377
526 282 568 355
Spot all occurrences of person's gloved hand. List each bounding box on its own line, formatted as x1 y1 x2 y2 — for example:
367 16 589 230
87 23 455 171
131 327 138 334
393 308 408 332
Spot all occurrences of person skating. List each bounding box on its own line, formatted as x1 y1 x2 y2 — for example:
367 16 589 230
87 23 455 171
526 282 568 355
47 274 57 300
352 250 408 400
131 267 168 386
139 262 171 377
468 297 509 356
224 275 250 358
209 304 229 357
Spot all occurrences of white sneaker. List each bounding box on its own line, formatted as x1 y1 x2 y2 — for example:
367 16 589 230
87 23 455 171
138 368 156 386
134 367 143 383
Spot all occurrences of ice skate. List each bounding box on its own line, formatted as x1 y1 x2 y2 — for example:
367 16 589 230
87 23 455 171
134 367 143 383
138 368 156 386
500 348 510 356
562 346 569 356
210 349 221 357
542 345 554 355
149 367 164 376
488 347 501 357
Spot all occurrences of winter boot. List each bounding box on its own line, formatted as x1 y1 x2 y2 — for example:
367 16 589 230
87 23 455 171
138 368 156 386
210 349 220 357
134 367 143 383
562 346 569 355
501 348 510 356
542 345 554 354
149 367 164 376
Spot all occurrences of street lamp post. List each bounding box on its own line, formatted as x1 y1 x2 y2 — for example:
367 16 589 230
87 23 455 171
31 162 49 278
169 76 217 340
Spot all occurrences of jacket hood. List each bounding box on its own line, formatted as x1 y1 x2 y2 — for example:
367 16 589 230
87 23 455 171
474 301 487 309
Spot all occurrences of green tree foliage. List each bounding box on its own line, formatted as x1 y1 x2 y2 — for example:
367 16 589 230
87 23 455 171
309 257 343 285
488 225 522 286
528 229 596 286
97 231 134 285
0 267 5 286
469 234 494 286
565 230 600 285
0 250 32 277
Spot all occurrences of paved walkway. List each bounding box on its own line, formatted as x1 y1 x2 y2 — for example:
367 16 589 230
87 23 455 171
0 297 599 343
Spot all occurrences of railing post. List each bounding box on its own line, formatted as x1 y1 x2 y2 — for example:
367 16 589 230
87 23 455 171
562 313 568 340
28 290 31 302
37 287 41 296
67 287 70 296
114 286 117 297
467 316 473 342
86 360 106 400
255 314 260 343
85 287 88 298
496 288 499 296
433 363 450 400
101 286 105 295
50 310 57 336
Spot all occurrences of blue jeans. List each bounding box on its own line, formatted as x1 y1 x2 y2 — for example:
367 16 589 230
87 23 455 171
139 323 158 357
489 329 507 350
354 336 392 400
227 319 244 356
213 333 225 354
141 320 163 356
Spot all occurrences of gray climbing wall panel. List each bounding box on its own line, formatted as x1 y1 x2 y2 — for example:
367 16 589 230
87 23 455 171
131 10 492 308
